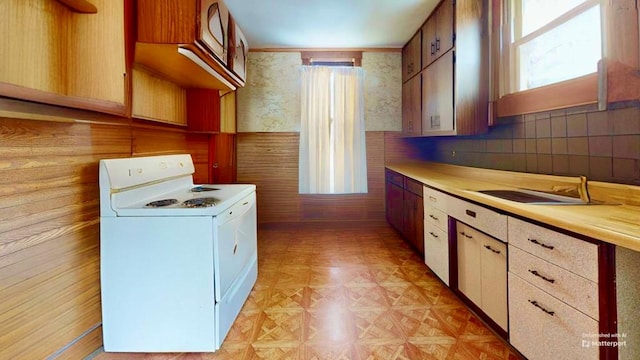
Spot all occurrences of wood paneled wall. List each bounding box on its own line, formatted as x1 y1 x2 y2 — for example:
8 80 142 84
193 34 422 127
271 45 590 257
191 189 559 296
237 131 394 224
0 102 209 359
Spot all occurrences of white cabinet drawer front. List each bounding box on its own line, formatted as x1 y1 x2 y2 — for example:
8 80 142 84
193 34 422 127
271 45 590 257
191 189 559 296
509 245 599 320
509 273 599 360
424 206 447 230
423 186 449 212
424 222 449 285
448 196 507 240
508 217 598 282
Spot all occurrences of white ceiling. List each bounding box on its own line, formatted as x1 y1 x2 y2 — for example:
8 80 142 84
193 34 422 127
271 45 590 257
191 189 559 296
224 0 439 49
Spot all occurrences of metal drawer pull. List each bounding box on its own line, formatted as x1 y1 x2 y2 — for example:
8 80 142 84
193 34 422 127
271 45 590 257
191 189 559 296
528 300 555 316
429 196 437 202
465 209 476 218
484 245 501 254
429 232 439 238
528 238 554 250
459 232 472 239
528 269 555 283
429 214 439 220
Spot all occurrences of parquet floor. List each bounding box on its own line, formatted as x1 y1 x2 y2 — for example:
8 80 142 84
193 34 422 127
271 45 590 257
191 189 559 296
94 222 521 360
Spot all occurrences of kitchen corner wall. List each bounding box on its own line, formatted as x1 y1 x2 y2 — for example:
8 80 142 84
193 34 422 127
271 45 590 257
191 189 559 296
236 51 402 224
406 104 640 185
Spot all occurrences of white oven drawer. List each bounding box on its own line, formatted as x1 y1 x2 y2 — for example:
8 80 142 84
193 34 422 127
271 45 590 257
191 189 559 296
448 196 507 240
508 217 598 282
509 245 599 320
509 272 599 360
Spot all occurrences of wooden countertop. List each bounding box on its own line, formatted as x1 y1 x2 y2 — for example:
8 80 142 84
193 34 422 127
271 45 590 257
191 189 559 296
386 161 640 252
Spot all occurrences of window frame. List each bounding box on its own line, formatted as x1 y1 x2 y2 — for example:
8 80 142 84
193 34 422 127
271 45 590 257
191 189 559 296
495 0 603 117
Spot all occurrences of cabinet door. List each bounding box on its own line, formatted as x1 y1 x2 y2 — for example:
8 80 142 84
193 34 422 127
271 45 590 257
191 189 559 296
403 191 424 254
402 74 422 135
435 0 454 57
424 224 449 285
456 222 481 305
422 51 454 134
479 235 507 331
421 18 437 67
402 32 421 82
386 182 404 232
210 134 236 183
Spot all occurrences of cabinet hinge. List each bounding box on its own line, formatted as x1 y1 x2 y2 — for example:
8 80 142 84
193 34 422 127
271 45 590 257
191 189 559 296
452 33 456 43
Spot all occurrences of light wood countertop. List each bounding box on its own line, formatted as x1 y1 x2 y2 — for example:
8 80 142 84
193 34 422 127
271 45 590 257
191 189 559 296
387 161 640 252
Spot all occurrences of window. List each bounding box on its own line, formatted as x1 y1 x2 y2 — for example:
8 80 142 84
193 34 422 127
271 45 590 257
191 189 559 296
503 0 602 94
497 0 603 116
298 65 367 194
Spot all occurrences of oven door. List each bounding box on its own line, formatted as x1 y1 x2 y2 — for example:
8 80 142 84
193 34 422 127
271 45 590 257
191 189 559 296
198 0 229 65
213 192 257 301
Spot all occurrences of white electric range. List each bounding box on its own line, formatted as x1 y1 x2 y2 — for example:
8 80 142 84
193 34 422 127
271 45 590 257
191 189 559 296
99 154 257 352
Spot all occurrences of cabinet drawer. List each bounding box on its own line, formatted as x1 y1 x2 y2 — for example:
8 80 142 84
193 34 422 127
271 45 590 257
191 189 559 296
508 217 598 282
509 273 598 360
405 177 423 196
509 245 598 320
448 196 507 240
423 186 449 212
386 169 404 187
424 207 447 231
424 223 449 285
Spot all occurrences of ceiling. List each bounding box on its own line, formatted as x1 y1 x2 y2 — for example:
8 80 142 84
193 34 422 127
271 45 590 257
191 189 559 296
224 0 439 49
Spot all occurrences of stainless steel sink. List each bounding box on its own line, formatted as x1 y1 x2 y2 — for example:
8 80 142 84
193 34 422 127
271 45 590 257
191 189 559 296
476 189 590 205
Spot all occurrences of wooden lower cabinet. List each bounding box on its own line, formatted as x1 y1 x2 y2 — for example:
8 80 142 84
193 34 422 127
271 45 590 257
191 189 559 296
386 181 404 231
456 221 507 331
403 190 424 254
385 169 424 255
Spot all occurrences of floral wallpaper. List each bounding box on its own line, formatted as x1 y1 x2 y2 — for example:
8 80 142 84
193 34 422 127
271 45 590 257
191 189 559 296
237 52 402 132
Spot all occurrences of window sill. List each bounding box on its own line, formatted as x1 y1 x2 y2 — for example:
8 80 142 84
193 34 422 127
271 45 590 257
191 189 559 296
495 73 598 117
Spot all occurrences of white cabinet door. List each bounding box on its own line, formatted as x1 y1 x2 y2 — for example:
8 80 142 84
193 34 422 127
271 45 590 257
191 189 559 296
424 223 449 285
480 235 507 331
456 222 481 305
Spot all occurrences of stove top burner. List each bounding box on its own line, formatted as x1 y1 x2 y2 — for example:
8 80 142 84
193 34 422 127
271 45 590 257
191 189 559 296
190 186 220 192
182 197 219 208
145 199 178 207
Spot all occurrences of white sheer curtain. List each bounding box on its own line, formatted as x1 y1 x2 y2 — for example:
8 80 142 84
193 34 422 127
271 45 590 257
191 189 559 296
299 66 367 194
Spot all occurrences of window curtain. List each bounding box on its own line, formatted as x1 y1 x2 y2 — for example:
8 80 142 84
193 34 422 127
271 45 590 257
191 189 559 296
299 66 367 194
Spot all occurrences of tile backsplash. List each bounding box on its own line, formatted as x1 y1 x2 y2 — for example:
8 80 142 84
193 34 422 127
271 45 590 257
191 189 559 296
406 103 640 185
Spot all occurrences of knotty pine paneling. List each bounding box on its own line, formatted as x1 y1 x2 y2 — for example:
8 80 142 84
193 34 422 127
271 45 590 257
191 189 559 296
0 109 210 358
237 132 387 224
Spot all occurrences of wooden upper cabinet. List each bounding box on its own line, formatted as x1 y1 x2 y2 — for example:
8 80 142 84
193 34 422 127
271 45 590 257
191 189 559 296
422 0 454 68
422 51 454 133
401 0 487 137
0 0 127 116
135 0 247 91
402 31 421 82
402 74 422 135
